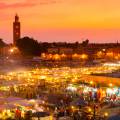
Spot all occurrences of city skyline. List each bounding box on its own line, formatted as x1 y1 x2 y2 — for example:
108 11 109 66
1 0 120 43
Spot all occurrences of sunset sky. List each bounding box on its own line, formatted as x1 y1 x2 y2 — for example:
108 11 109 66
0 0 120 43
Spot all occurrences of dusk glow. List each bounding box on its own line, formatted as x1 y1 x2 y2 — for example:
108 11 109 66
1 0 120 43
0 1 120 119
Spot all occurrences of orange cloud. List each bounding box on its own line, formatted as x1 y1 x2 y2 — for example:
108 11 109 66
0 2 35 9
0 0 62 9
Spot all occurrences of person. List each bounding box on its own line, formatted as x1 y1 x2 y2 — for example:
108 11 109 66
37 94 39 99
15 109 21 120
24 111 32 120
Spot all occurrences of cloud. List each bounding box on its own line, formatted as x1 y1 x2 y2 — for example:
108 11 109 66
0 0 62 9
0 2 35 9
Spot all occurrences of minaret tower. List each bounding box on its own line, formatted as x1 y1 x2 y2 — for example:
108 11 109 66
13 14 21 45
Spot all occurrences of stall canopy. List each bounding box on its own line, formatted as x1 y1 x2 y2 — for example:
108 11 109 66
70 98 87 106
32 112 50 118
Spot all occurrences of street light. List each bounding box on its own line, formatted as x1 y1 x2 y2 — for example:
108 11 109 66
9 47 18 54
104 112 108 117
90 81 93 85
10 49 14 53
104 112 108 119
88 107 92 112
109 83 113 87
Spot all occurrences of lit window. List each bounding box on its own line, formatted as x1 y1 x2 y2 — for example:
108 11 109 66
16 32 19 35
16 26 19 29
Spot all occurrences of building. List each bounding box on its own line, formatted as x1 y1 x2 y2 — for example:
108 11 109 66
0 45 12 56
47 47 73 54
59 47 73 54
47 48 58 54
13 14 21 45
0 45 21 58
41 47 88 61
105 47 120 60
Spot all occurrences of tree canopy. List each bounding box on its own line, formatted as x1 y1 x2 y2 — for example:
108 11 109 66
16 37 41 56
82 39 89 47
0 38 7 48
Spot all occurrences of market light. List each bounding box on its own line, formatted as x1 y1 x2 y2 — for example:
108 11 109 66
67 85 77 91
81 54 88 59
1 66 120 119
9 47 18 54
71 106 74 109
29 99 35 103
71 106 76 111
90 81 93 84
88 107 92 112
71 79 75 82
40 76 46 79
102 49 106 52
10 49 14 53
102 91 105 94
97 51 103 58
109 83 113 87
42 101 45 104
104 112 108 117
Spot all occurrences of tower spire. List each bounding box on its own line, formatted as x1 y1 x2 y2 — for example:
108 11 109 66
15 13 19 22
13 14 21 45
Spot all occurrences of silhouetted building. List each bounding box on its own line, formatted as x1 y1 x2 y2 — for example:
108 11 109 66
13 14 21 45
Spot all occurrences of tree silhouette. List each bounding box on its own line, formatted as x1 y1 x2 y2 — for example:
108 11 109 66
16 37 41 56
0 38 7 48
82 39 89 47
